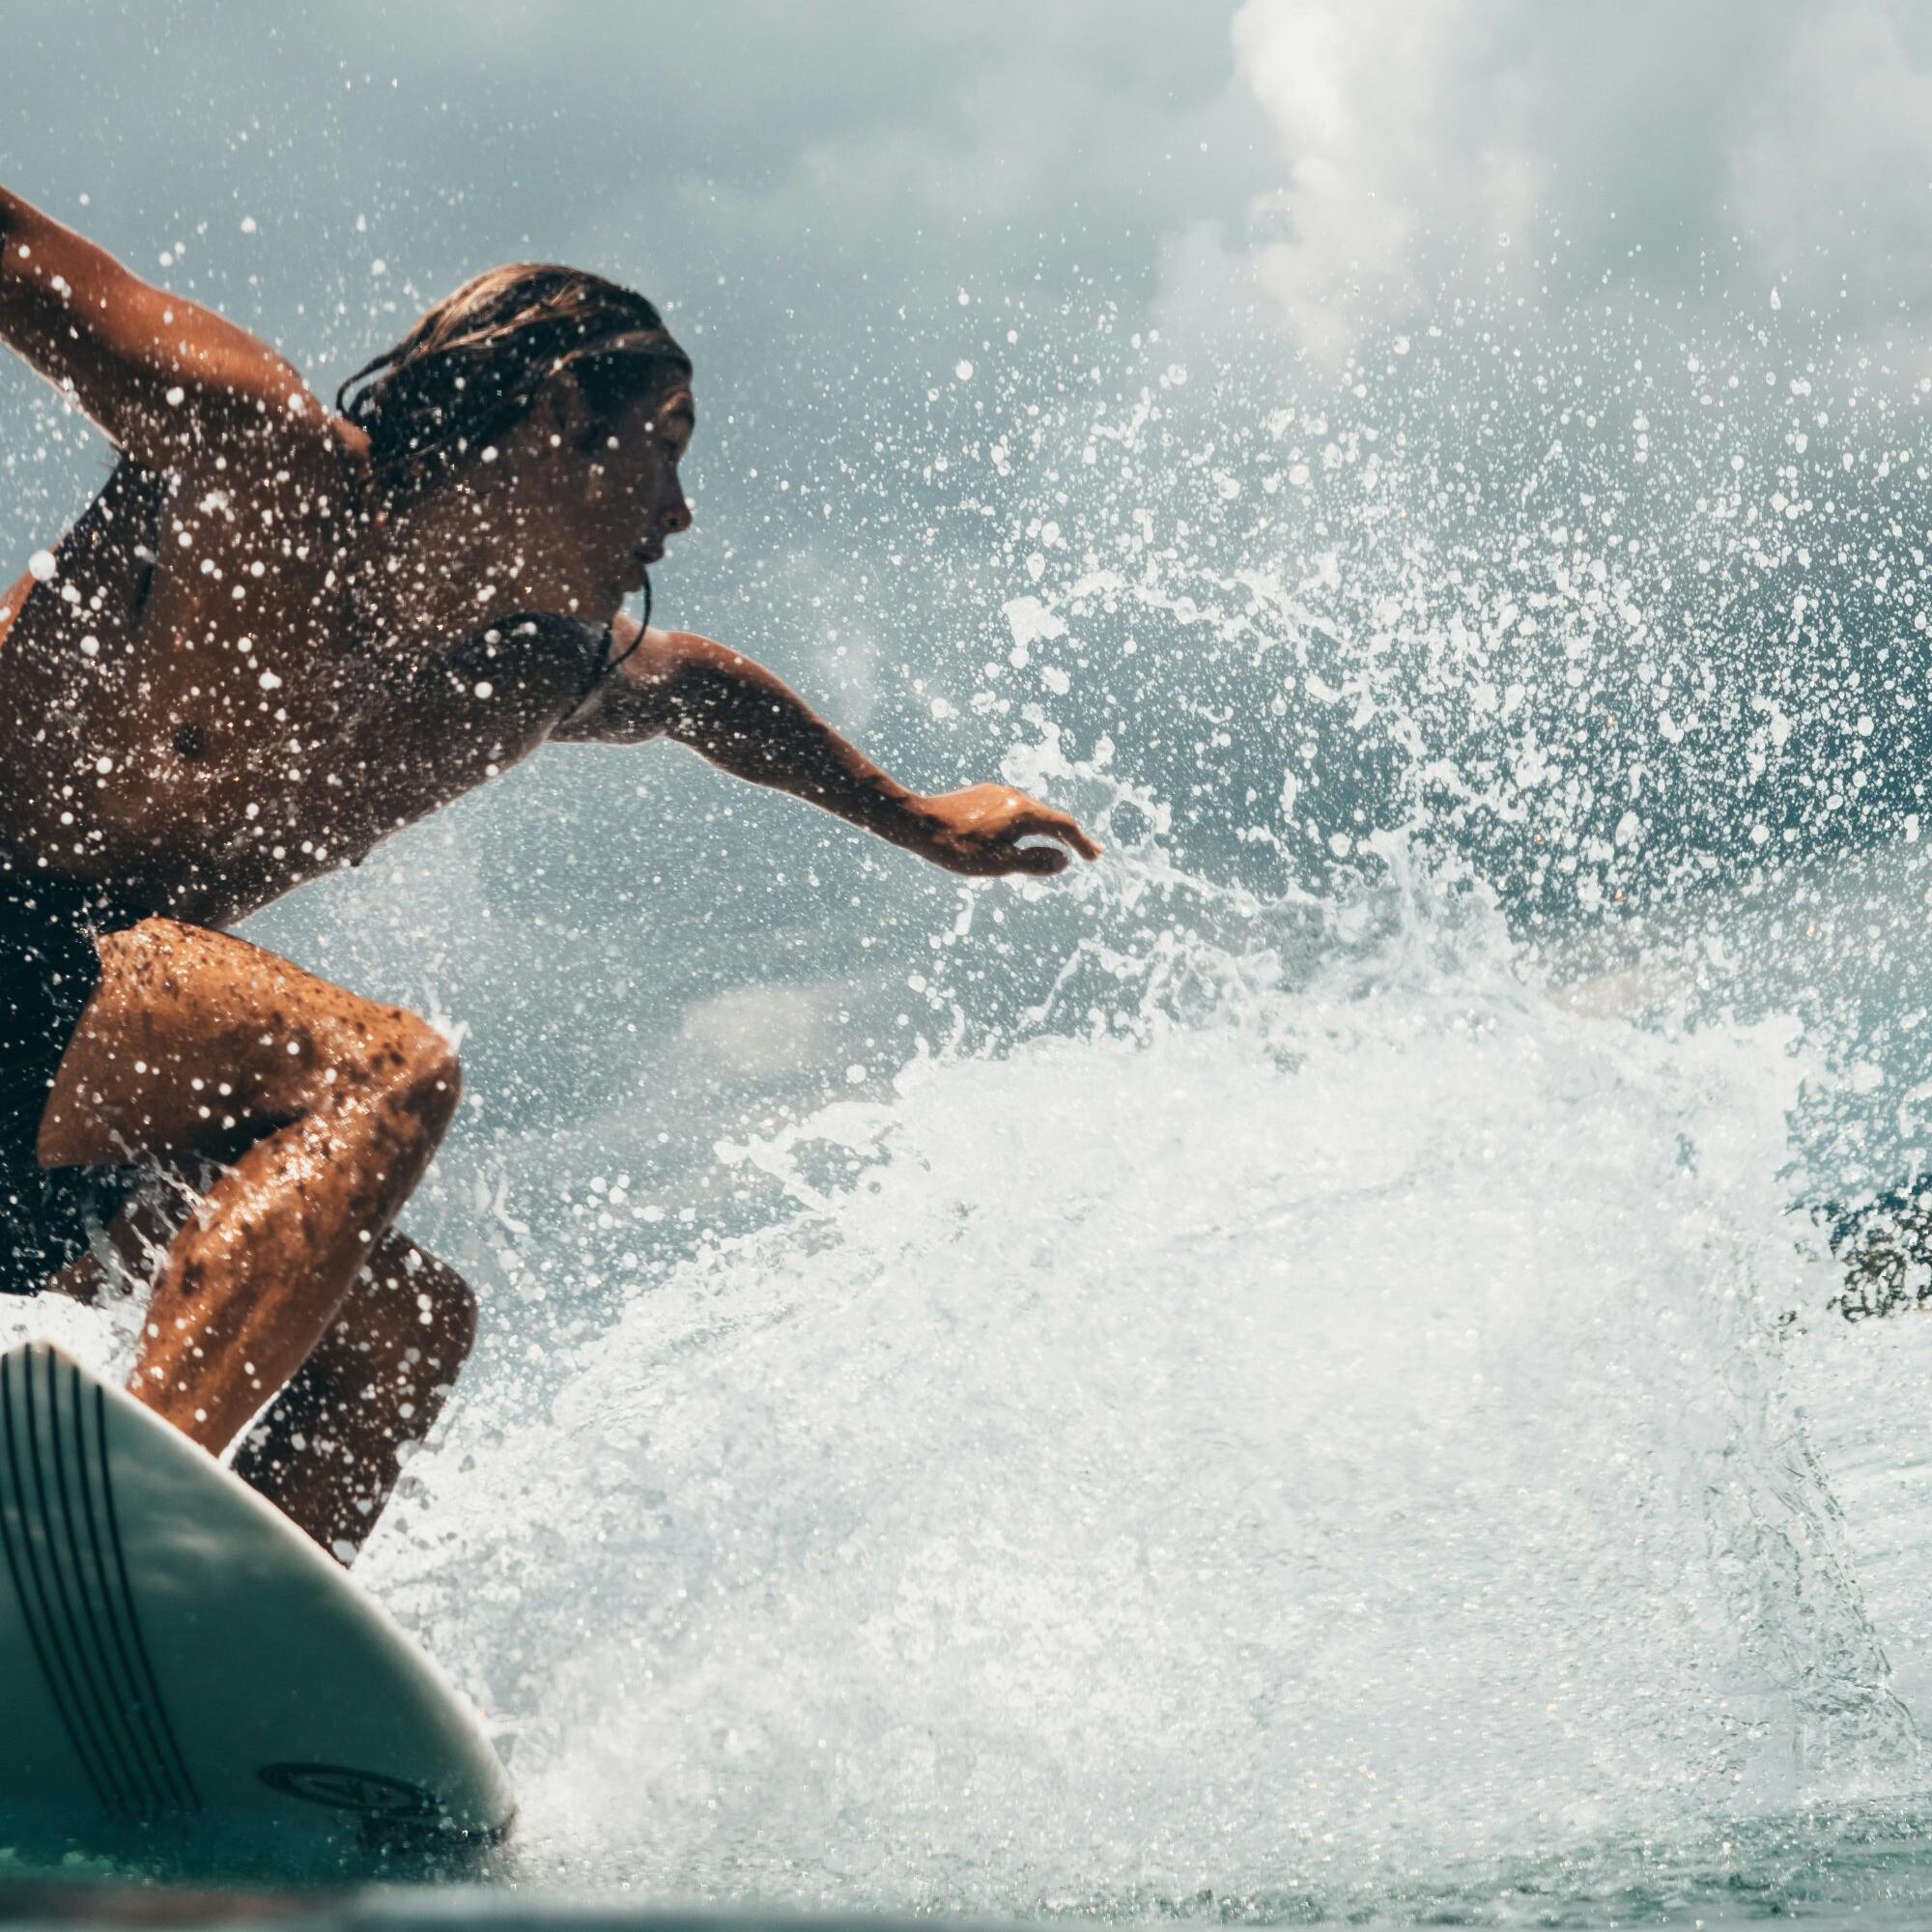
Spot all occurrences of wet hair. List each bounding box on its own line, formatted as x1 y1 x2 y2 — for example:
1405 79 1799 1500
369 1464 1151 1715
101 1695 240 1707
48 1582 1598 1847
334 263 691 499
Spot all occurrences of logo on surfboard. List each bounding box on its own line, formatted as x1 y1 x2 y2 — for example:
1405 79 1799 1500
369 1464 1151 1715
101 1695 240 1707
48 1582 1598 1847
257 1761 443 1821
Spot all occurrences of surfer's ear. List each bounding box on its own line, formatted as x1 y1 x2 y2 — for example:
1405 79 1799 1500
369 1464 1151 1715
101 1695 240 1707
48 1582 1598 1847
539 372 603 457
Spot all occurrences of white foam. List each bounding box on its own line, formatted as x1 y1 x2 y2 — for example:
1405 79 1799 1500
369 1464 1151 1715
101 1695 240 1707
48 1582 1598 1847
372 870 1918 1909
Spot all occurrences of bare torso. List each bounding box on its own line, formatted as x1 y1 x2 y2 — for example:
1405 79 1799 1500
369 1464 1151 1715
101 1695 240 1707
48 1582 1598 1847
0 427 572 927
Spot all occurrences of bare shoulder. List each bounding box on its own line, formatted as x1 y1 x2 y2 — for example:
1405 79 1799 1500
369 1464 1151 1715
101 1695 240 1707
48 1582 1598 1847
110 407 362 657
314 412 374 514
189 405 366 524
550 611 685 744
327 414 372 469
0 187 374 500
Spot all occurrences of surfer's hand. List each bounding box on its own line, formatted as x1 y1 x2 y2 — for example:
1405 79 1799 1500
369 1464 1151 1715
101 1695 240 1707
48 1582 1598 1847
907 784 1102 876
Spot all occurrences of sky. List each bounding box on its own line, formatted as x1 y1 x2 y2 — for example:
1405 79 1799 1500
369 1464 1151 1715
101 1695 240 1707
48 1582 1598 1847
10 0 1932 1269
2 2 1269 383
1217 0 1932 360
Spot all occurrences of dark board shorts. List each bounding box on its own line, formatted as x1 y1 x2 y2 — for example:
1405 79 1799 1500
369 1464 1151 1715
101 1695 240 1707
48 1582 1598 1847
0 867 144 1295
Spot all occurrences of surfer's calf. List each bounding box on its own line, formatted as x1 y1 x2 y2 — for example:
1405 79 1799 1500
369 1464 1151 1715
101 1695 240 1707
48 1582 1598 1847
232 1230 478 1561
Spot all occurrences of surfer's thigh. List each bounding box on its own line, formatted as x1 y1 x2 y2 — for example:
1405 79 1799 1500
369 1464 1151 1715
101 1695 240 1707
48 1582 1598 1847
36 917 458 1169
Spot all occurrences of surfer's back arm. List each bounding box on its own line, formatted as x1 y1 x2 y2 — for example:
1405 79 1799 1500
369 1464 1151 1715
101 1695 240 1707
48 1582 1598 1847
0 184 319 469
555 619 1101 875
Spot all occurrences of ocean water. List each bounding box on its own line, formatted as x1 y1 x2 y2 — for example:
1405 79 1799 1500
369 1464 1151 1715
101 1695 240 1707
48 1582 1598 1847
14 295 1932 1924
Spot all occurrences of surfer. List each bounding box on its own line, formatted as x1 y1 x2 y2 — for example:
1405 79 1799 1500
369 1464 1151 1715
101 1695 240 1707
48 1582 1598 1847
0 185 1100 1562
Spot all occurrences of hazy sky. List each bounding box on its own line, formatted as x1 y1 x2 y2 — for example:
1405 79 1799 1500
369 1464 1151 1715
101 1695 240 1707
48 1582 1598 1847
1221 0 1932 360
2 2 1268 386
9 0 1930 517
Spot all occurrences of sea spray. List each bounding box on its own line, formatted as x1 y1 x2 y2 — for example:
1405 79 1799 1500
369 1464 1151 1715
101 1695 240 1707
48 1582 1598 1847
366 841 1921 1911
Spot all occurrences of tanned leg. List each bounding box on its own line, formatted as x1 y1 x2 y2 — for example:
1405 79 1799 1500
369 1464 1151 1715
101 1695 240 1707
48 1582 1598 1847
41 1172 479 1564
38 918 463 1464
230 1229 478 1561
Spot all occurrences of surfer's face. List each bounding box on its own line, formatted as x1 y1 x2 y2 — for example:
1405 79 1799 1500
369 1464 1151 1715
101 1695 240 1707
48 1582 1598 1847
546 376 695 599
610 383 696 593
459 371 695 613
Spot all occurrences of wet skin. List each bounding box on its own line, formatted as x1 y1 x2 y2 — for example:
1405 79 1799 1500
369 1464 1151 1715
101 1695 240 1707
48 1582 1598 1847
0 185 1100 1560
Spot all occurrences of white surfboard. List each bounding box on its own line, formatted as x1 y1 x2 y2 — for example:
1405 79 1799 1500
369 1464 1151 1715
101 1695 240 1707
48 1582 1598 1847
0 1339 514 1867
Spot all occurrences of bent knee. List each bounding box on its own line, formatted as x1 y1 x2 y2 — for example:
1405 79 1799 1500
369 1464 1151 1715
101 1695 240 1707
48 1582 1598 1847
358 1013 462 1136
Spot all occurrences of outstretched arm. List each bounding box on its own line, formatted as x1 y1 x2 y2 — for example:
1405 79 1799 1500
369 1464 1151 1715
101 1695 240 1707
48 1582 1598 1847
554 619 1101 876
0 184 320 469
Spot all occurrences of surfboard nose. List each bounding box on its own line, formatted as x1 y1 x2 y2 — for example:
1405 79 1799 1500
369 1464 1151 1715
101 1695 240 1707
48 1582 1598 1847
0 1338 513 1869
